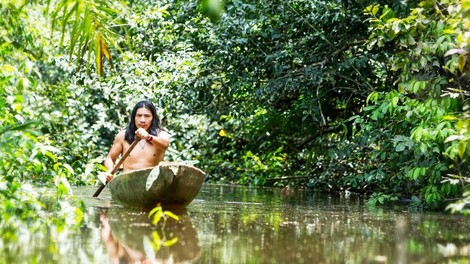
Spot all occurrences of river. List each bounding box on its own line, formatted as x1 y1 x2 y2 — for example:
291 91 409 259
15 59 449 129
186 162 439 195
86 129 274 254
2 184 470 263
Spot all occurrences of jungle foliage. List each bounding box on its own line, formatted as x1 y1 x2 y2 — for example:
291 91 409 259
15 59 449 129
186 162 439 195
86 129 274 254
1 0 470 243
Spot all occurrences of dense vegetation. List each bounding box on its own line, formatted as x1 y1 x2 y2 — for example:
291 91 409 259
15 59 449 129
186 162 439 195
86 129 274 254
2 0 470 244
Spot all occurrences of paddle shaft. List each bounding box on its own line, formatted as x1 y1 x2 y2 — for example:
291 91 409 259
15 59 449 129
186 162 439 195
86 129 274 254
93 139 141 197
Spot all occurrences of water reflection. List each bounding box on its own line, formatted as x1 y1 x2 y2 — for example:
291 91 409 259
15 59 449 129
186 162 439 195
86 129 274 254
99 207 200 264
2 185 470 263
187 185 470 263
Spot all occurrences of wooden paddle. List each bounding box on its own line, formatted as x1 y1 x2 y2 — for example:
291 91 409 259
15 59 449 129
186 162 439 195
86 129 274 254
93 138 141 197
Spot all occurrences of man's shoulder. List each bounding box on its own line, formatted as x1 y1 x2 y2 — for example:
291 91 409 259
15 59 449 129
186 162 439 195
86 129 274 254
114 130 126 141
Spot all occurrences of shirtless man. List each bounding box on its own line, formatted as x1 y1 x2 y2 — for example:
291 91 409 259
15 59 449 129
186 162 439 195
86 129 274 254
104 100 171 182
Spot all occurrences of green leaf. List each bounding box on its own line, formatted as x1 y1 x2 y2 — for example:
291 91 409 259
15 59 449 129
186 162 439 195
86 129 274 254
149 205 162 218
458 141 467 159
163 237 179 247
366 91 379 104
151 231 162 250
151 211 163 225
458 54 467 72
443 115 458 121
164 211 180 221
371 4 380 16
396 143 406 152
445 135 464 143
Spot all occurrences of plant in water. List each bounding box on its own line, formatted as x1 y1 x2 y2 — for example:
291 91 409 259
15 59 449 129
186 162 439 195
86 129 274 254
147 204 180 251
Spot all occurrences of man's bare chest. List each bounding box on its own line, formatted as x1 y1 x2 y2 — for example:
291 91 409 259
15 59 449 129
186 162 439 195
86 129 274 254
125 141 159 157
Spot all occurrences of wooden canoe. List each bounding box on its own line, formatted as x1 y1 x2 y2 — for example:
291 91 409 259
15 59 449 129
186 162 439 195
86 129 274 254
107 161 206 207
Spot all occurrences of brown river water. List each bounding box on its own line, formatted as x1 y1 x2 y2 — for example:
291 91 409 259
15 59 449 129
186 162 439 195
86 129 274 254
2 184 470 263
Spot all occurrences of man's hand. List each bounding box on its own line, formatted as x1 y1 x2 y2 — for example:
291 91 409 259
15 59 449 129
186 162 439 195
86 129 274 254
135 127 151 141
106 174 114 183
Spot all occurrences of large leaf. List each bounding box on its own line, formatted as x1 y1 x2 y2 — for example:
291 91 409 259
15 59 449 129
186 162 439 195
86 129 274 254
47 0 123 76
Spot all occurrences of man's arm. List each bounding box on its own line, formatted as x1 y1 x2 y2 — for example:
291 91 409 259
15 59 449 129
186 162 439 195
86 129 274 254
135 128 170 150
151 130 171 150
104 130 125 181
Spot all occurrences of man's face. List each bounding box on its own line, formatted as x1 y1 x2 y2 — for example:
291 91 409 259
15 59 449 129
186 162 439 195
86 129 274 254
135 107 153 131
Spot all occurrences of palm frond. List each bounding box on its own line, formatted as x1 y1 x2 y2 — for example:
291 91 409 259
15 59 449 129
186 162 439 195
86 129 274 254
47 0 124 76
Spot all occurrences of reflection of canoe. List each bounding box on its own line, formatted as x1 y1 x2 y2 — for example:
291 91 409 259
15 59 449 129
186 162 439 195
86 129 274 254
101 208 201 263
107 161 206 208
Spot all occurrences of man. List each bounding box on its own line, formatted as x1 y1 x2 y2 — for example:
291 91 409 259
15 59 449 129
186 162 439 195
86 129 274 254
105 100 171 182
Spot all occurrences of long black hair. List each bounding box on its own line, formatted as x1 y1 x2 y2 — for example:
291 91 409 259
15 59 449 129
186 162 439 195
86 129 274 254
124 100 161 143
